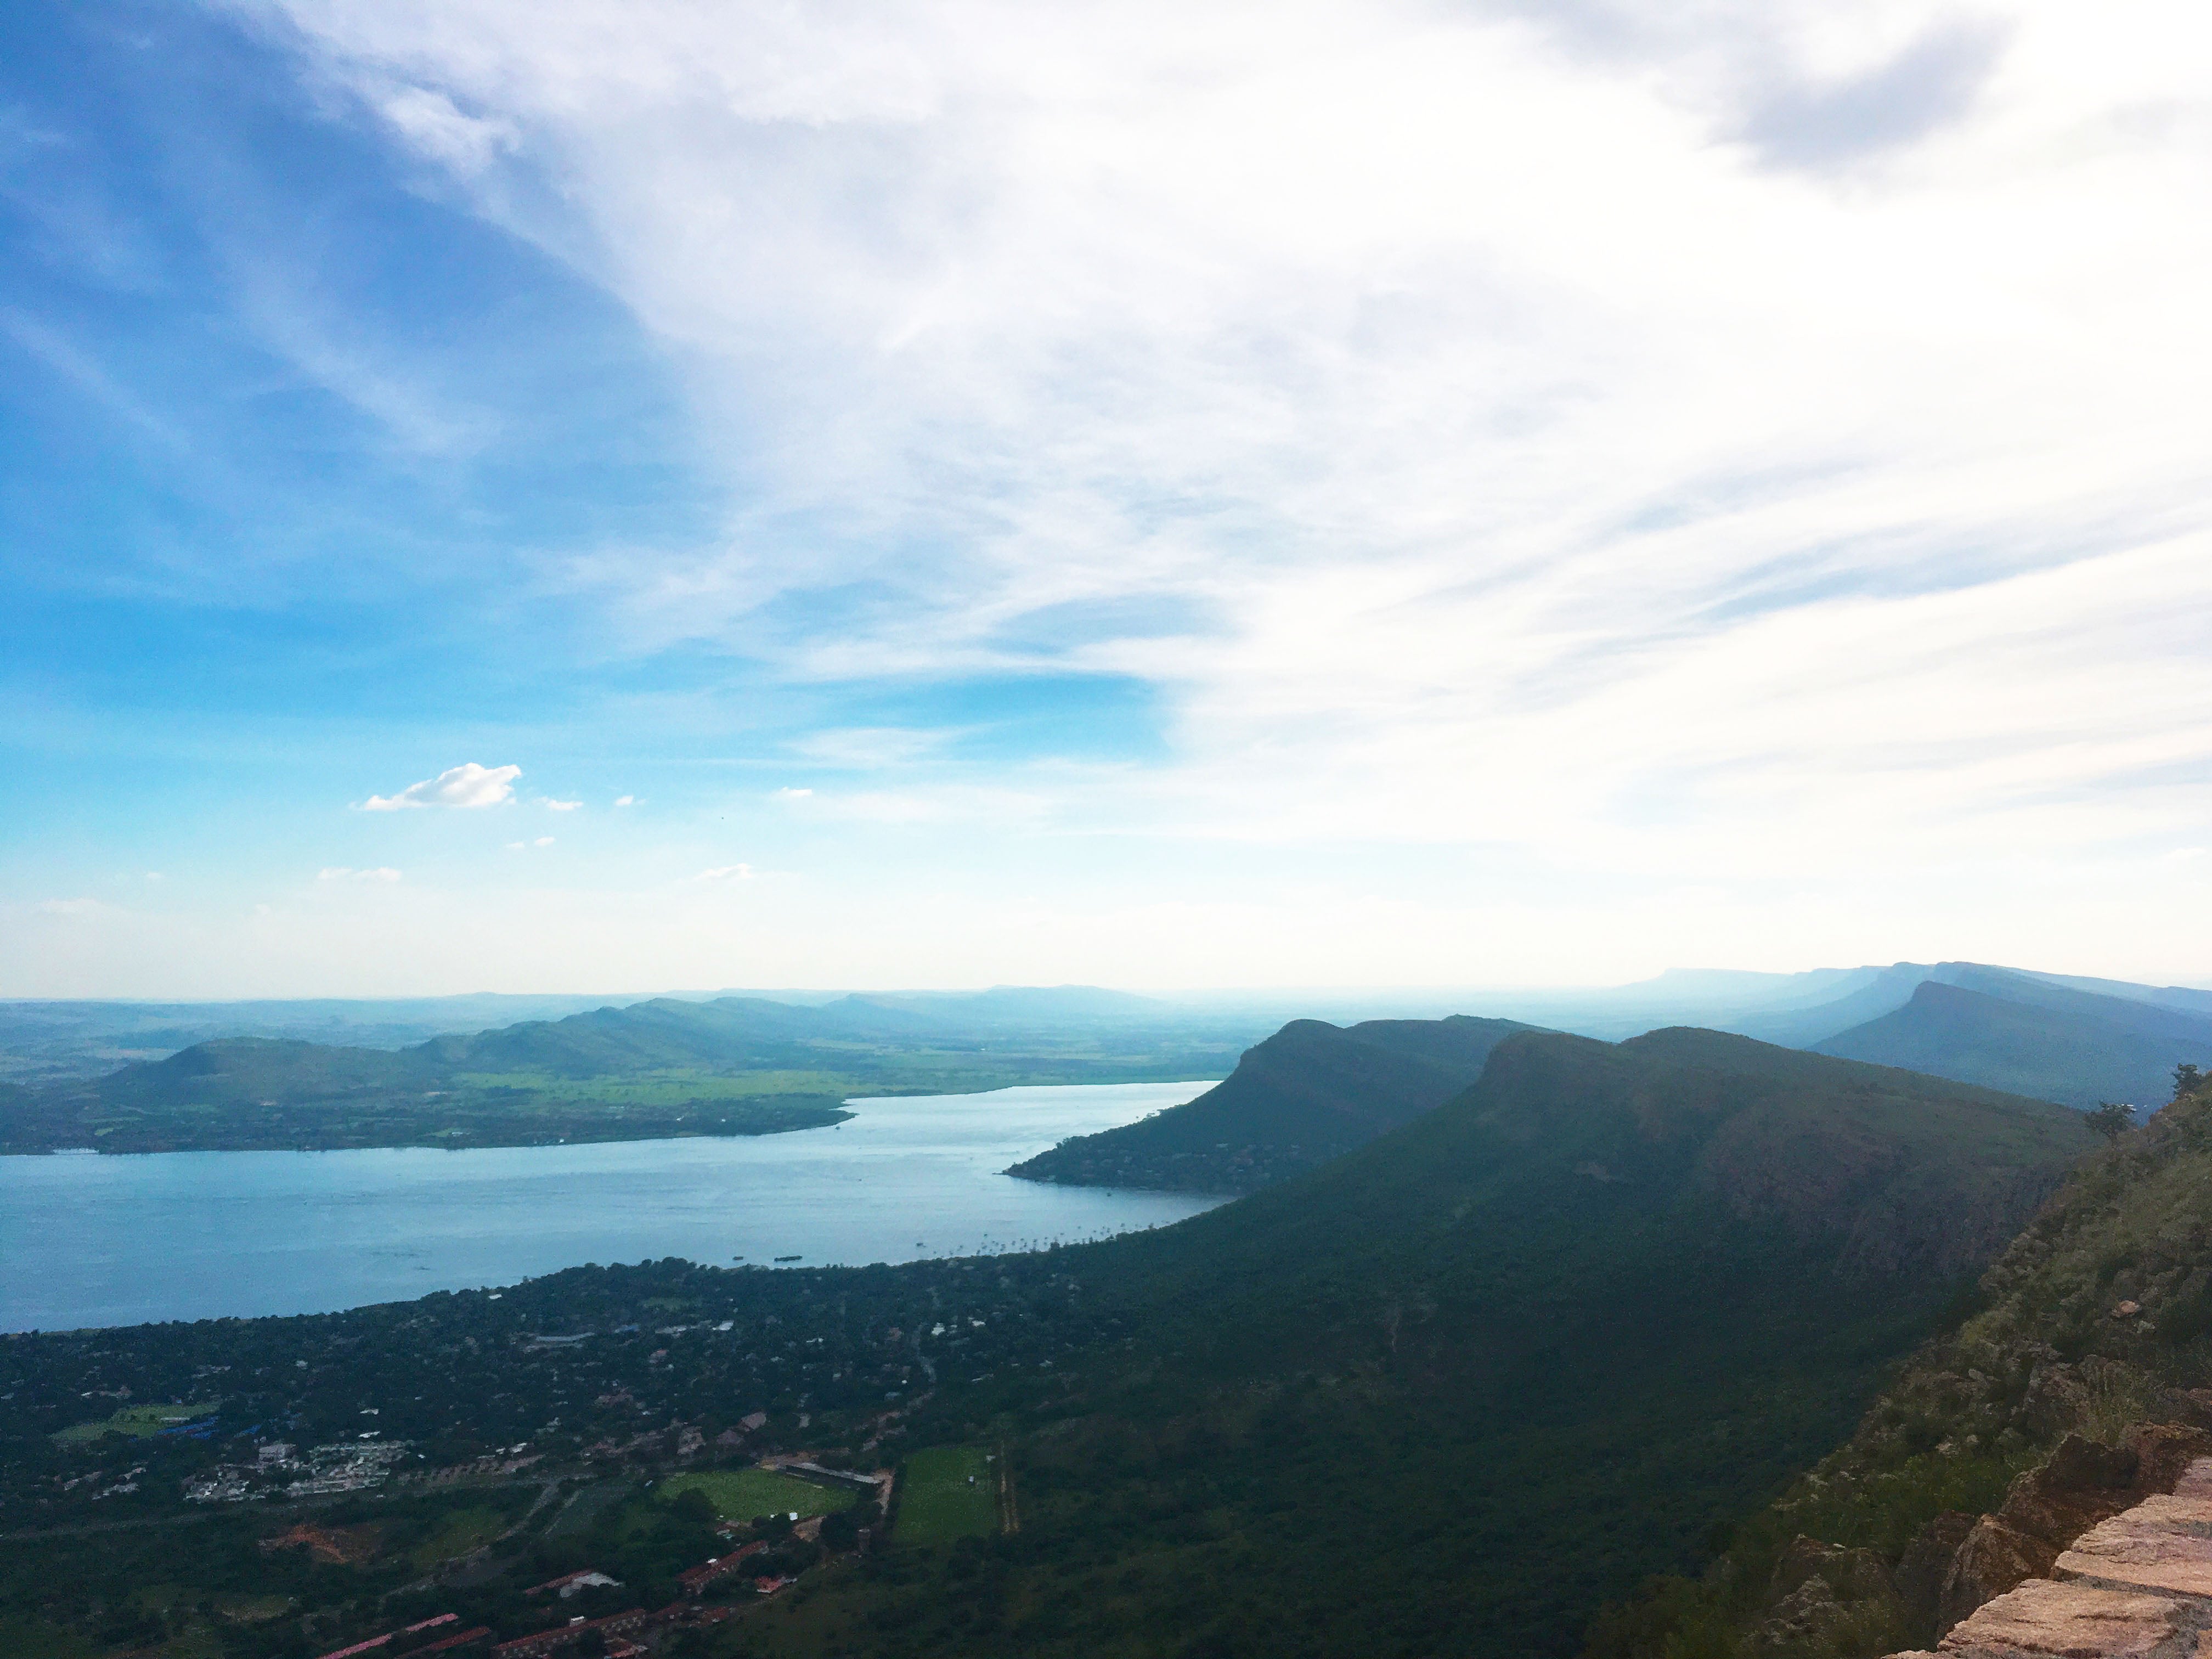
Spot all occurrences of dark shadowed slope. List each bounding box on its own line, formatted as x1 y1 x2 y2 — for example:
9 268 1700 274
1814 980 2212 1109
1005 1013 1538 1192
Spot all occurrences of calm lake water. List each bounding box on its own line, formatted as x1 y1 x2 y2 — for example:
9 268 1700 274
0 1081 1226 1333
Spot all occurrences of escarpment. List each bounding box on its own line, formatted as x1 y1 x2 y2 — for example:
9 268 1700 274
1587 1067 2212 1659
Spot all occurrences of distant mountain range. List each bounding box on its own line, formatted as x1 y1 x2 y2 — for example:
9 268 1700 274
0 991 1257 1155
0 984 1194 1086
5 963 2208 1160
1013 963 2212 1194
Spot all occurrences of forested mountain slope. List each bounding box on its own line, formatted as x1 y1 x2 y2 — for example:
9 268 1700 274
1588 1064 2212 1659
1006 1013 1536 1191
805 1030 2099 1658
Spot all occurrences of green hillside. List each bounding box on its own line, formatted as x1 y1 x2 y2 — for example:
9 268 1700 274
1007 1013 1537 1191
1814 979 2212 1109
1589 1063 2212 1659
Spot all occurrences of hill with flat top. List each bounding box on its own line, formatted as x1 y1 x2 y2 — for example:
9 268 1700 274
1005 1013 1539 1192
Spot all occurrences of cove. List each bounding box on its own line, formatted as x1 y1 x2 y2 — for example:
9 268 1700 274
0 1080 1225 1333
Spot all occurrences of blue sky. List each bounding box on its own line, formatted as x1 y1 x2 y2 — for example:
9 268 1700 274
5 0 2210 996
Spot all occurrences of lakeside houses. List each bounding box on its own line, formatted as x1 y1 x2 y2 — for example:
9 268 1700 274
407 1630 494 1657
489 1601 733 1657
527 1568 623 1600
404 1446 542 1486
187 1437 413 1503
313 1612 461 1659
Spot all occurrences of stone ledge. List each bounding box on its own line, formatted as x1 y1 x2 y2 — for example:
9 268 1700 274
1895 1459 2212 1659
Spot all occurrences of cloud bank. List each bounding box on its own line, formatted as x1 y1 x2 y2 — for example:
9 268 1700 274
7 1 2207 993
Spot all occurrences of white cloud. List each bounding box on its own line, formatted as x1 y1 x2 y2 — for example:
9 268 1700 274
613 794 636 806
318 866 403 882
773 787 812 800
360 761 521 811
694 864 754 882
506 836 556 849
540 797 582 811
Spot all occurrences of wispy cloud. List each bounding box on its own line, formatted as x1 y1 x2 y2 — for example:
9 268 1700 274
254 0 2212 888
539 797 582 811
694 864 754 882
361 762 520 811
317 866 402 882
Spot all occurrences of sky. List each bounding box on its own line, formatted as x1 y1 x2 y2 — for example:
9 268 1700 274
4 0 2210 998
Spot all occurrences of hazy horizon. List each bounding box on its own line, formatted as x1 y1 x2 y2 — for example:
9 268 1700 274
9 959 2211 1009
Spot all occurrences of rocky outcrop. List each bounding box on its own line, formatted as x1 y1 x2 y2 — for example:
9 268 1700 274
1889 1457 2212 1659
1931 1428 2212 1635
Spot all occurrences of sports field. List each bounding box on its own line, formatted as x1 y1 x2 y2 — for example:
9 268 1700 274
657 1467 859 1521
891 1446 999 1544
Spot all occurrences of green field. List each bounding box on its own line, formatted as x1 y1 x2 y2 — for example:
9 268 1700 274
657 1467 858 1522
406 1505 510 1570
893 1447 999 1544
51 1403 214 1443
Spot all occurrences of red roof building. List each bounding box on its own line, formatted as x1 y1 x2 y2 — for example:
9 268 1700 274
677 1541 764 1595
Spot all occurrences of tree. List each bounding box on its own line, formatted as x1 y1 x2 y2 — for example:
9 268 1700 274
2088 1102 2136 1141
2176 1064 2205 1099
669 1487 716 1526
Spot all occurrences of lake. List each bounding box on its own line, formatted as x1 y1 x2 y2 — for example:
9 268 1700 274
0 1080 1226 1332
